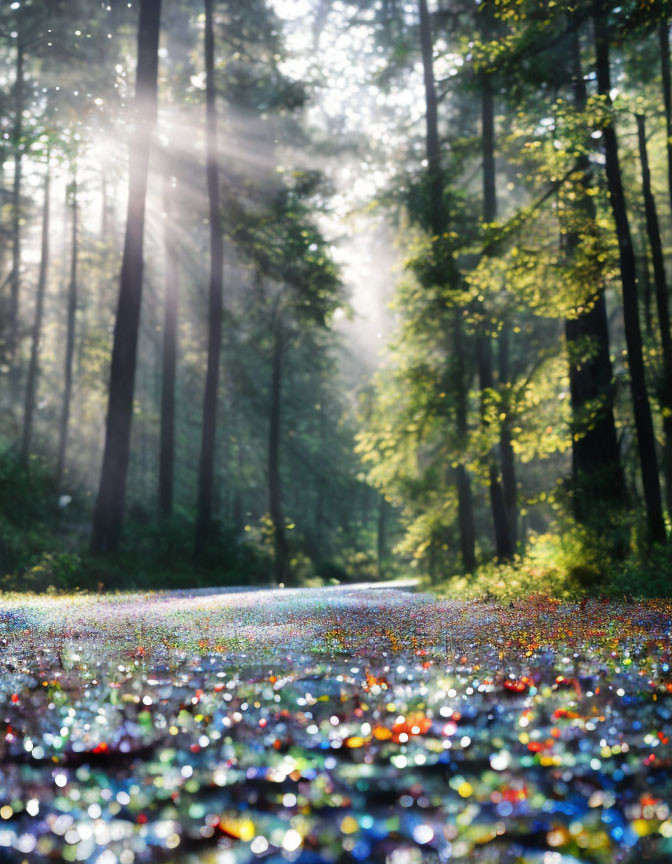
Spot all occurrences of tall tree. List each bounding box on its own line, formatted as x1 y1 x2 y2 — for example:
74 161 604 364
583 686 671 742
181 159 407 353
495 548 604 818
56 167 77 488
564 24 624 519
8 40 24 365
660 21 672 217
90 0 162 554
158 166 179 518
195 0 225 558
21 148 50 463
418 0 476 571
269 308 289 583
636 111 672 515
593 0 665 542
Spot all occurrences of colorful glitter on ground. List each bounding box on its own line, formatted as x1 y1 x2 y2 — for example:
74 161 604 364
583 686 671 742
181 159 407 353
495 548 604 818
0 584 670 863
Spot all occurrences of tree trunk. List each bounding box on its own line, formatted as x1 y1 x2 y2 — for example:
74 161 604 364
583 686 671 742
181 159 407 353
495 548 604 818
498 325 517 547
640 228 653 339
453 311 477 572
418 0 475 572
21 152 50 463
636 112 672 516
158 167 179 518
194 0 224 558
90 0 162 555
660 22 672 218
479 50 514 559
377 496 387 579
564 22 624 521
418 0 441 232
56 172 78 488
269 318 289 584
593 0 665 543
314 405 326 550
477 332 513 559
8 41 24 365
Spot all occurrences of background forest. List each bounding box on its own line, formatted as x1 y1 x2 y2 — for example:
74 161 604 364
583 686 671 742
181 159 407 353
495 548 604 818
1 0 672 595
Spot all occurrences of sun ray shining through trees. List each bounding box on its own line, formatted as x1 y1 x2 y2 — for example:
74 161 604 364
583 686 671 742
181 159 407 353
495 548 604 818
4 3 672 861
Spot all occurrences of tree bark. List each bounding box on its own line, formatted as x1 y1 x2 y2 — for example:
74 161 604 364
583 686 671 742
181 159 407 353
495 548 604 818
8 41 24 365
418 0 476 572
593 0 665 543
498 325 517 547
21 152 50 464
269 317 289 584
56 171 78 489
564 22 624 521
639 228 653 339
194 0 224 558
377 496 387 579
90 0 162 554
158 168 179 518
660 22 672 218
636 112 672 516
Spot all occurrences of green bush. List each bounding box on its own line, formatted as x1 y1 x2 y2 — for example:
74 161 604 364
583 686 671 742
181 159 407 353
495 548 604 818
431 511 672 601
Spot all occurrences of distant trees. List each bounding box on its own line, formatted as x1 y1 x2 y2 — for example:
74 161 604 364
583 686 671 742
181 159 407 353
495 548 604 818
355 0 672 577
0 0 383 585
592 0 665 543
233 175 343 582
4 0 672 587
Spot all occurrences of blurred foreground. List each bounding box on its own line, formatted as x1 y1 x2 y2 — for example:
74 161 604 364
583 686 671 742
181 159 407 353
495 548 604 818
0 585 670 863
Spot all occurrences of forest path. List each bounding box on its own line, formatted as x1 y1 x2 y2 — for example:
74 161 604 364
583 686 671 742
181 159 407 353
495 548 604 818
0 586 670 863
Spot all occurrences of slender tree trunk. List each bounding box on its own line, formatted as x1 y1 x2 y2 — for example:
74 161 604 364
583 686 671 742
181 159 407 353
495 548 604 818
314 405 326 549
498 325 517 546
453 312 476 572
377 496 387 580
565 22 624 521
660 22 672 217
476 331 512 558
269 317 289 584
21 153 50 463
229 364 244 535
195 0 224 558
419 0 476 571
90 0 162 554
8 41 24 365
418 0 441 232
158 168 179 518
636 112 672 516
479 52 514 559
640 228 653 339
593 0 665 543
56 173 78 488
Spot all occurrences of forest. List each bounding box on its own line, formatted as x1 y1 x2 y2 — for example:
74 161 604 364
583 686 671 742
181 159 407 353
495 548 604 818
1 0 672 596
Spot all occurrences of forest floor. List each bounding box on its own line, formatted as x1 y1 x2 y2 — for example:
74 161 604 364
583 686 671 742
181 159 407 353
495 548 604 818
0 585 670 864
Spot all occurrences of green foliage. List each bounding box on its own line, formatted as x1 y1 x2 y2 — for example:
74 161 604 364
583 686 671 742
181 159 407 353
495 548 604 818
433 510 672 601
89 516 274 591
0 447 62 575
1 551 83 593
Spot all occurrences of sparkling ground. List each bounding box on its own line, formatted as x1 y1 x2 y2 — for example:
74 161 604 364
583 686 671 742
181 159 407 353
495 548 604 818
0 584 671 864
